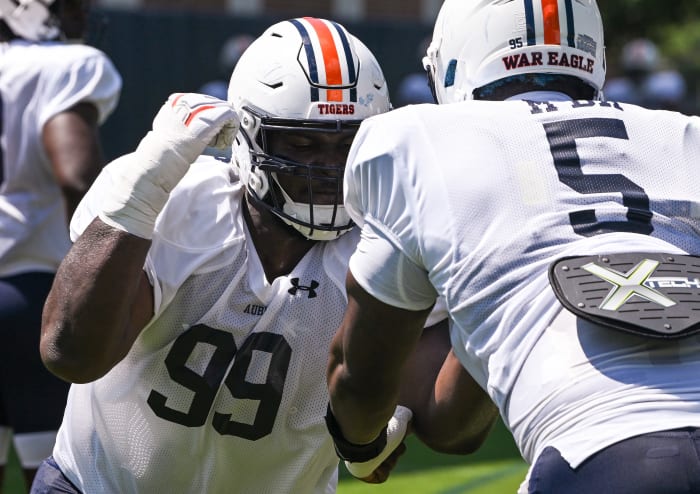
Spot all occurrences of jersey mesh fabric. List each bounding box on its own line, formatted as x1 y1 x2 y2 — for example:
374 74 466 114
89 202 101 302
345 100 700 469
54 161 355 493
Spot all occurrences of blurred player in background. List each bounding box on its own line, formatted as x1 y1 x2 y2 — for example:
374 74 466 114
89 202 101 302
198 33 254 101
35 17 494 493
327 1 700 493
0 0 121 490
604 38 689 112
395 36 435 107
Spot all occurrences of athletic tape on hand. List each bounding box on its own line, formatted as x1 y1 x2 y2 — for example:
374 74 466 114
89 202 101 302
151 93 240 160
344 405 413 479
99 93 239 239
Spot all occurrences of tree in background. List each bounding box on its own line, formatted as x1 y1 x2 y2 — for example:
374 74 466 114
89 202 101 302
600 0 700 113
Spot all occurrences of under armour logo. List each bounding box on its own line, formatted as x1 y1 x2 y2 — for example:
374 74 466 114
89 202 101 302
582 259 677 311
288 278 320 299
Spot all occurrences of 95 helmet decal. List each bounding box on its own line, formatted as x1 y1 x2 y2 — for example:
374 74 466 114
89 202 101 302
424 0 606 103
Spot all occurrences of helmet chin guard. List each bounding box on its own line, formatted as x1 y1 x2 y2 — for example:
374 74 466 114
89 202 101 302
229 17 391 241
277 178 351 241
424 0 606 104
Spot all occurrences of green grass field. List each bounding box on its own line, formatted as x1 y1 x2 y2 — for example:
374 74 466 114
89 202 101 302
4 446 27 494
3 420 527 493
339 458 527 494
338 419 528 493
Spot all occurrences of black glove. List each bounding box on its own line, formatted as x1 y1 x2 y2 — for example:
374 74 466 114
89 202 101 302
324 404 388 463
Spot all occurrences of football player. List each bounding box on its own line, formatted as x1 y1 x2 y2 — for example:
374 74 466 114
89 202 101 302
0 0 121 490
35 17 494 493
327 0 700 493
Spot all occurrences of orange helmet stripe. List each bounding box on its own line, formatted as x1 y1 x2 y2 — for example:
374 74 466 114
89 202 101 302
541 0 561 45
304 17 344 102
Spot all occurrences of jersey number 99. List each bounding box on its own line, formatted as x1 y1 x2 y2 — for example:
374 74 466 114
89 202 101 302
147 324 292 441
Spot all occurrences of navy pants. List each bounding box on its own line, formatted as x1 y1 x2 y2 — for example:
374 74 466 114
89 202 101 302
528 428 700 493
0 273 69 433
30 457 80 494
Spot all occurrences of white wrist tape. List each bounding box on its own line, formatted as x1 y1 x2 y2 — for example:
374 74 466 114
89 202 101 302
344 405 413 479
98 93 239 239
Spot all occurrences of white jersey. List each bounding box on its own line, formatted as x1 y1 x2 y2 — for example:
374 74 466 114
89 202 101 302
345 99 700 469
0 40 121 278
56 156 358 493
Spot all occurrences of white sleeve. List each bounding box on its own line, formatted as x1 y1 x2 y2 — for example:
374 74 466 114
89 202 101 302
348 211 436 311
39 48 122 128
425 296 448 327
72 157 238 316
69 153 136 241
344 111 437 311
344 114 422 260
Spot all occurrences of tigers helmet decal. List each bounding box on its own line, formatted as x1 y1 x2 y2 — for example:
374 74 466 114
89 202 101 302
228 17 391 241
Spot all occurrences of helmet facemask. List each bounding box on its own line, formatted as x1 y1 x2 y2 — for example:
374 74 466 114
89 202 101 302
237 105 361 241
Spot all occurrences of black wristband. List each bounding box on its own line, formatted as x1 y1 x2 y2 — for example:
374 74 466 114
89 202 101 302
324 404 388 463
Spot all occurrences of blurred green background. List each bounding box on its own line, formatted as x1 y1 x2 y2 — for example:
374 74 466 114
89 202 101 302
89 2 700 162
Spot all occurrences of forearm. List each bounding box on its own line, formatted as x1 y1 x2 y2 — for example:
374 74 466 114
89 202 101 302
327 338 400 444
44 102 103 220
327 274 428 444
41 94 238 383
41 218 151 383
412 351 498 454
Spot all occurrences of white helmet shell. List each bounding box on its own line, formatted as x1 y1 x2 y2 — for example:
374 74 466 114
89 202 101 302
0 0 60 41
229 17 391 241
424 0 606 104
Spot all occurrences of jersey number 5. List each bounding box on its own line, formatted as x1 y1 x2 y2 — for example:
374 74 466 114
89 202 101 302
543 117 654 236
147 324 291 440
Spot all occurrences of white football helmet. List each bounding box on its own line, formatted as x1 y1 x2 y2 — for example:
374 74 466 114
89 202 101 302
229 17 391 241
0 0 60 41
424 0 606 103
